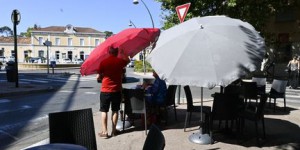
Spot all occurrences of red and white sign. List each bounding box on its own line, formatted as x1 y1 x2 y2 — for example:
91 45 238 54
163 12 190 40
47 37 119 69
176 3 191 23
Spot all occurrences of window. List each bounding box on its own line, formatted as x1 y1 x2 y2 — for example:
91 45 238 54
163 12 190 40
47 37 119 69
80 51 84 60
95 39 100 46
55 51 60 60
62 53 66 59
38 50 44 57
38 37 43 45
11 50 15 57
68 38 73 46
80 39 85 46
55 38 60 46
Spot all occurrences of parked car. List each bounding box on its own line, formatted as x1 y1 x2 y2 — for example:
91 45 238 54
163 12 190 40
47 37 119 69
29 57 42 63
62 58 72 64
127 59 135 68
6 56 15 62
73 58 83 64
0 56 6 63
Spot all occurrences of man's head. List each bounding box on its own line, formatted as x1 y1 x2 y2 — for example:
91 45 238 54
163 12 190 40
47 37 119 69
109 47 118 56
293 55 298 60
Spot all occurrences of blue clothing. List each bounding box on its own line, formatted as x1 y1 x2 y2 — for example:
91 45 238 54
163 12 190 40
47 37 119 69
145 78 167 105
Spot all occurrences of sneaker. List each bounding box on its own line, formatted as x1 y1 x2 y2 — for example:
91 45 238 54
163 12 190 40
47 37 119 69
98 132 108 139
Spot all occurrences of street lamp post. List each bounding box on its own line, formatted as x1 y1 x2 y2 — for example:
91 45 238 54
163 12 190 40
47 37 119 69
43 40 52 74
133 0 155 74
133 0 155 28
129 20 137 28
11 9 21 88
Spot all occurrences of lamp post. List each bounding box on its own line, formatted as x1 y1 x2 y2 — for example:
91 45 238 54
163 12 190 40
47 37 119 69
133 0 155 74
43 40 52 74
133 0 155 28
129 20 137 28
11 9 21 88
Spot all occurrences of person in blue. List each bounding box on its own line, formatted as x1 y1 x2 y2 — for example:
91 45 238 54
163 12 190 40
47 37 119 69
143 70 167 125
145 71 167 105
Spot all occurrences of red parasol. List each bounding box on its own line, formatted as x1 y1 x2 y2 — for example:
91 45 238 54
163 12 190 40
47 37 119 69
80 28 160 76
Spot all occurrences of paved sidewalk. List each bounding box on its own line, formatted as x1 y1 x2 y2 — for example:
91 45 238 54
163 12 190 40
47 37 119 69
94 100 300 150
1 72 300 150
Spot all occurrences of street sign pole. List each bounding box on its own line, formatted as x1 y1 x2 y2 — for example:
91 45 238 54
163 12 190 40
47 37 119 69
175 3 191 104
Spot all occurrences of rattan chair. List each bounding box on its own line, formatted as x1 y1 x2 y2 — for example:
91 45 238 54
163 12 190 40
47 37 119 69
267 79 288 112
143 124 165 150
238 94 268 145
183 86 211 132
48 108 97 150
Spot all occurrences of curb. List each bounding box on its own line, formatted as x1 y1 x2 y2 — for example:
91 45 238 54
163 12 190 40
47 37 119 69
0 86 56 98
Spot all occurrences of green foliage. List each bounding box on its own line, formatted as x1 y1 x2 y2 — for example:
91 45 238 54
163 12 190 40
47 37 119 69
155 0 297 43
25 56 30 63
134 60 153 72
0 26 13 37
104 31 113 39
20 27 33 37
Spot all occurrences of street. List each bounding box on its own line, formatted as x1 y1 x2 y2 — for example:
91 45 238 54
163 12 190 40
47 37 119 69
0 68 299 149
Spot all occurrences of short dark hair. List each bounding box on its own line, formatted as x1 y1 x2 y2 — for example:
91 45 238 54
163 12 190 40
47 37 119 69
109 47 118 56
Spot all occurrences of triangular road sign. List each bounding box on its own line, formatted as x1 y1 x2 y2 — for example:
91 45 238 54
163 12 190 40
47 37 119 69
176 3 191 23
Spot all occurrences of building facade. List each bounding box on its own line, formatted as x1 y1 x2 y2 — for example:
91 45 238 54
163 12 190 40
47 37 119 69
265 5 300 63
0 24 106 63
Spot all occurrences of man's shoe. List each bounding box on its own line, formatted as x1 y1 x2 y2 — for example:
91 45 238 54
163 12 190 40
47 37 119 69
98 132 108 139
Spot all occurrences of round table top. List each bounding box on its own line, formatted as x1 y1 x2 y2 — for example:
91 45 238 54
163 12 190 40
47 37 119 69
25 143 87 150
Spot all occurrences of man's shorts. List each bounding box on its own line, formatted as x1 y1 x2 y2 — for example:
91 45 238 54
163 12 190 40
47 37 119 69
100 92 122 112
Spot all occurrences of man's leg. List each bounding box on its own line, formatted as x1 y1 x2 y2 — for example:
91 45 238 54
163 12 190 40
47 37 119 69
111 111 119 135
99 92 110 138
101 112 108 134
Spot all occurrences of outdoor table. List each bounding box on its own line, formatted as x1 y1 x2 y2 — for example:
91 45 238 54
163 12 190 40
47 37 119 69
25 143 87 150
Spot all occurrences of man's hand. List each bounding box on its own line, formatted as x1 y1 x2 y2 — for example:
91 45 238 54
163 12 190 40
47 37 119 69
118 48 130 63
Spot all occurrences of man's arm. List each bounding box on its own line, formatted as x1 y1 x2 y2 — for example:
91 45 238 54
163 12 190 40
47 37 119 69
118 48 130 64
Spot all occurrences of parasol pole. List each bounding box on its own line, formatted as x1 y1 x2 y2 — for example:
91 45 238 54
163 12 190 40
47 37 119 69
188 87 212 144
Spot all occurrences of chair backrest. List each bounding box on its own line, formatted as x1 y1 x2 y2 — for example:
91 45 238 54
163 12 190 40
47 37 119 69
183 86 193 111
224 84 241 95
143 124 165 150
241 81 258 99
252 77 266 94
123 88 145 114
211 93 238 120
48 108 97 150
165 85 177 106
252 77 266 87
271 79 288 93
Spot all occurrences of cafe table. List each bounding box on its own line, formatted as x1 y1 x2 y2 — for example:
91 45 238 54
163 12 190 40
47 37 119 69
25 143 87 150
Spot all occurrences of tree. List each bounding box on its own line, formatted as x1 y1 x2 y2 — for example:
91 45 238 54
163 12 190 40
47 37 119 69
104 31 113 39
20 24 40 37
155 0 298 42
0 26 13 37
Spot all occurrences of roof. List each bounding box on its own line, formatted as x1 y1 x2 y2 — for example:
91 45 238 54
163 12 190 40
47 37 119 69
0 37 31 44
31 26 102 34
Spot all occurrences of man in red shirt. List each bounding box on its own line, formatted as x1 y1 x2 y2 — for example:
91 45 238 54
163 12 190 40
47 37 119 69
98 47 129 138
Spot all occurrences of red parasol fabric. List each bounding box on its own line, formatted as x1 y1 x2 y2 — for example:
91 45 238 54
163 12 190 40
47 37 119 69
80 28 160 76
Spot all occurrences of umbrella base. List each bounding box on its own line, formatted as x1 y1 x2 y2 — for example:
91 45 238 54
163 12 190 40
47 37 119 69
189 132 212 145
116 120 131 131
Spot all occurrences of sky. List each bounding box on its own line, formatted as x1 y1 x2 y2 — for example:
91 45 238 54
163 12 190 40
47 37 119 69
0 0 164 34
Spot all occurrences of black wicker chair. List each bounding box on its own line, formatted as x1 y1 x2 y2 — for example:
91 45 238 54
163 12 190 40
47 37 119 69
143 124 165 150
48 108 97 150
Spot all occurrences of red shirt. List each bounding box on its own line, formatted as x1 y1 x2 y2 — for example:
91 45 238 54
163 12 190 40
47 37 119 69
99 56 127 92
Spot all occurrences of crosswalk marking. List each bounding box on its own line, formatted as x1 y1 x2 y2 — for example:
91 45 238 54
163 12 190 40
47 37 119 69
0 75 97 84
0 99 10 103
21 79 49 83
